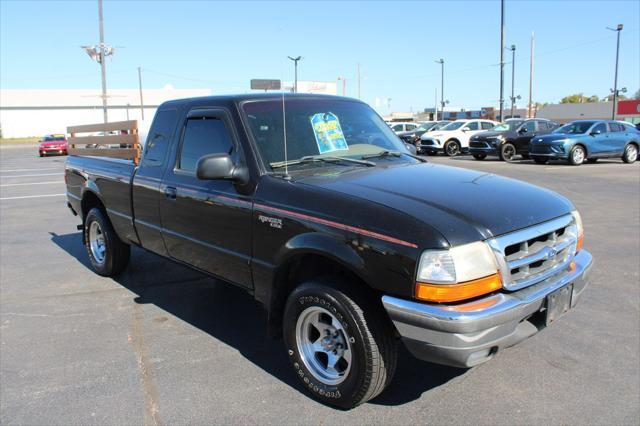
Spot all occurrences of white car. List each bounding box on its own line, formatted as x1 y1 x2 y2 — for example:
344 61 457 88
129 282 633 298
420 119 499 156
388 121 420 134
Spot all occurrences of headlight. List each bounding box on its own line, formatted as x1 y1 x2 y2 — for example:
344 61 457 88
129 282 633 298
571 210 584 251
415 241 502 302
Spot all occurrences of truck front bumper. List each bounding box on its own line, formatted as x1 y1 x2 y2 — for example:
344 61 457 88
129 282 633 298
382 249 592 368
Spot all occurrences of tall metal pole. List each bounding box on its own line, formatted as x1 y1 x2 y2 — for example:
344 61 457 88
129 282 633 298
528 32 534 118
510 45 516 118
137 67 145 120
288 56 301 93
434 88 438 121
357 63 361 99
499 0 505 121
98 0 108 123
435 59 444 120
610 24 623 119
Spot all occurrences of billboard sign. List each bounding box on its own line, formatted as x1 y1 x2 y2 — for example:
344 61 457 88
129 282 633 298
250 79 281 91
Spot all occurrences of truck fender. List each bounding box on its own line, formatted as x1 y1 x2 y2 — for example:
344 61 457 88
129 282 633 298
274 232 370 284
80 181 105 217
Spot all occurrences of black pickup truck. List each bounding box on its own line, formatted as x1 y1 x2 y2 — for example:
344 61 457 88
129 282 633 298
65 94 592 408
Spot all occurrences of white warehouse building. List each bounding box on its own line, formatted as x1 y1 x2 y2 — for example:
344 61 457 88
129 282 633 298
0 87 211 138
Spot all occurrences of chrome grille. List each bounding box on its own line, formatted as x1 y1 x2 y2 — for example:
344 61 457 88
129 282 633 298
487 215 578 291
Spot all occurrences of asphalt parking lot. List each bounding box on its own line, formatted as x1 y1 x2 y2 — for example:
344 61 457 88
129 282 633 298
1 144 638 425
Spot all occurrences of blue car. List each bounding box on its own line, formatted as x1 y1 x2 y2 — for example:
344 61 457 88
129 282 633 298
529 120 639 165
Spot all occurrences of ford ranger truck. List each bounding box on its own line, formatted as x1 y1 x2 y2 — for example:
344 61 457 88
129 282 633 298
64 94 593 408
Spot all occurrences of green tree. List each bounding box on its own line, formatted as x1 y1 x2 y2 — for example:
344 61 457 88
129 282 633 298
560 93 585 103
560 93 600 103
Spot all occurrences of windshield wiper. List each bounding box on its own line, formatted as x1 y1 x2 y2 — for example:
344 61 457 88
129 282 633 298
361 150 402 160
361 150 427 162
270 155 375 169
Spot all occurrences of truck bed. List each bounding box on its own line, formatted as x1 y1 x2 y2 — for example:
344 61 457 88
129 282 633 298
65 155 138 244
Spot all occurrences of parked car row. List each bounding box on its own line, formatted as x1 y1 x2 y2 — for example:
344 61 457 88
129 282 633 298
389 118 639 166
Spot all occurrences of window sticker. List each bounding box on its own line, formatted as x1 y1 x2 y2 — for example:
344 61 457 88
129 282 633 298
310 112 349 154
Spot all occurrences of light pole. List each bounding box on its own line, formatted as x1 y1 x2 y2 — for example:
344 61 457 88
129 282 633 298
287 56 302 93
435 59 444 120
607 24 623 119
509 45 517 118
81 0 114 123
499 0 505 122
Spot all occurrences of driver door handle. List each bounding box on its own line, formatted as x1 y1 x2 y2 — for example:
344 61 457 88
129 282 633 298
164 186 177 200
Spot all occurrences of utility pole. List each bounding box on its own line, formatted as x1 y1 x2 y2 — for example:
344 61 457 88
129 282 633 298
82 0 114 123
98 0 108 123
499 0 505 122
510 45 516 118
357 63 361 99
434 88 438 121
287 56 302 93
137 67 145 120
528 32 535 118
607 24 624 119
435 59 444 120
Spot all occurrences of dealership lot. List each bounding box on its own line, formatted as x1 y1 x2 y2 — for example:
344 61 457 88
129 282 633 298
0 144 638 424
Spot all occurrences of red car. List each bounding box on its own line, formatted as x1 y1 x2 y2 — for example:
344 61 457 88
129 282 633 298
39 134 68 157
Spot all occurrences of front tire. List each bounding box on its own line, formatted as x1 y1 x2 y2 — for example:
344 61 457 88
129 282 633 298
444 140 460 157
283 278 397 409
499 143 517 162
84 208 130 276
568 145 586 166
622 143 638 163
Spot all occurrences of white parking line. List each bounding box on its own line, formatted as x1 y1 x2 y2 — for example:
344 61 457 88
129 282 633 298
0 173 64 178
0 181 62 187
0 168 61 172
0 193 66 201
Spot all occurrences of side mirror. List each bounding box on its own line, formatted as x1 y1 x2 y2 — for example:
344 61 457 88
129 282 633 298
196 153 249 184
461 127 469 132
518 127 527 134
590 130 601 136
405 143 417 155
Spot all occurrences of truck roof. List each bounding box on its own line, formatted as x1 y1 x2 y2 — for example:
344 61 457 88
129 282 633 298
160 93 364 108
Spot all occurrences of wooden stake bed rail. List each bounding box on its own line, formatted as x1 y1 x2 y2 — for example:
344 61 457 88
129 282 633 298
67 120 141 165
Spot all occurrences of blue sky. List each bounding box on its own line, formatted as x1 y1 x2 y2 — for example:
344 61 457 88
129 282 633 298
1 0 639 113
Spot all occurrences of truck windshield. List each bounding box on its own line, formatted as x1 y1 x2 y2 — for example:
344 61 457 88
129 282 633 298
242 98 410 171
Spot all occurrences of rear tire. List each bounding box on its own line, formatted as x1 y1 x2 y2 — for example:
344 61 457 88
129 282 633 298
622 143 638 164
532 156 548 165
444 140 460 157
283 277 397 409
472 153 486 160
568 145 586 166
83 208 130 276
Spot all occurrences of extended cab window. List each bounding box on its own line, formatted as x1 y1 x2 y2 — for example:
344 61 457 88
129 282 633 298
179 117 233 172
143 109 178 166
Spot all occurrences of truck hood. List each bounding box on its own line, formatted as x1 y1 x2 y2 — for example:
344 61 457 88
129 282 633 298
298 162 573 246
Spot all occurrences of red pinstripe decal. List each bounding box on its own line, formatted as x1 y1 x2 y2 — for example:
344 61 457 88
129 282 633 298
255 203 418 249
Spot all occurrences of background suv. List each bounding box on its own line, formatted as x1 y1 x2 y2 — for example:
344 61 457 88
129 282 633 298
530 120 639 165
420 119 498 156
469 118 559 161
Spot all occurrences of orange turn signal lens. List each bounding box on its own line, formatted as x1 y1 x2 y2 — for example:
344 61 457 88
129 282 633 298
576 234 584 252
416 273 502 303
